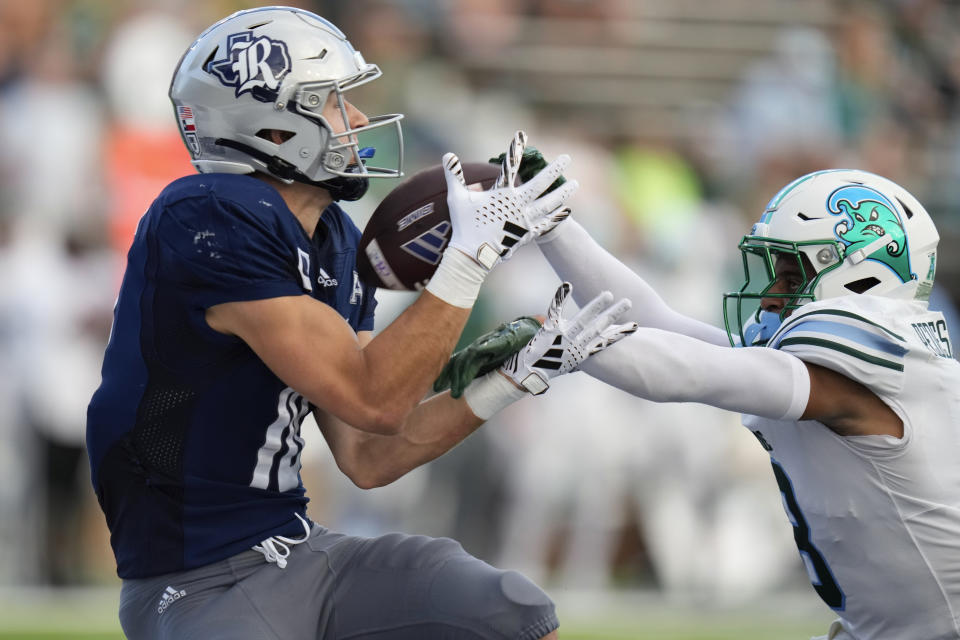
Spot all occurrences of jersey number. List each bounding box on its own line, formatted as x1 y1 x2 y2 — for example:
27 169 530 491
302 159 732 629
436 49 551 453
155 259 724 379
250 387 309 492
772 460 846 611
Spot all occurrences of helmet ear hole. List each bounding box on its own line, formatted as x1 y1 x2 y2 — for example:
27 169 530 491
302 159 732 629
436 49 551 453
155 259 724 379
844 276 881 294
255 129 295 143
202 47 219 70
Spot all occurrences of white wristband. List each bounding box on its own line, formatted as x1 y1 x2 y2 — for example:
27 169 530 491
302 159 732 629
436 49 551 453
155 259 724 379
463 370 528 420
425 248 488 308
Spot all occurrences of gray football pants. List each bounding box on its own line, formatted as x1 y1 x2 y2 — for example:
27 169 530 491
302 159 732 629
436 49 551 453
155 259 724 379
118 523 558 640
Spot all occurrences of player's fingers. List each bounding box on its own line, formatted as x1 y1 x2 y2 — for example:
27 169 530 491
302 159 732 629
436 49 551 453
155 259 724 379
574 290 616 325
442 152 467 190
545 281 572 328
529 206 571 238
589 322 639 355
448 354 475 398
450 362 478 399
585 297 633 341
528 180 579 217
599 297 633 327
523 154 571 197
495 130 528 189
546 206 571 226
568 291 617 341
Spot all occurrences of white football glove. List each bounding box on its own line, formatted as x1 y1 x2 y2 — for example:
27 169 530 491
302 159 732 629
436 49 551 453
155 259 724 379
501 282 638 394
443 131 578 270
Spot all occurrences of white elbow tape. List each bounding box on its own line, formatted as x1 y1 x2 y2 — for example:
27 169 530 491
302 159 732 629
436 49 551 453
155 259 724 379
425 249 487 308
463 370 528 420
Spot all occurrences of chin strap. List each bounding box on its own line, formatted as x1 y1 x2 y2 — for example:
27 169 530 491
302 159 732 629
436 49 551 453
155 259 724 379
317 174 369 201
214 138 370 201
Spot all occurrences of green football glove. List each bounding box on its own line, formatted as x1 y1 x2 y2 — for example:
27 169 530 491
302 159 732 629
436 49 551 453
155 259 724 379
434 316 543 398
489 145 567 197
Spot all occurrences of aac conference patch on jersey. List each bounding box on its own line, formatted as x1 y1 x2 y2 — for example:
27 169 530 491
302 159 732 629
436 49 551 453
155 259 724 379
207 32 291 102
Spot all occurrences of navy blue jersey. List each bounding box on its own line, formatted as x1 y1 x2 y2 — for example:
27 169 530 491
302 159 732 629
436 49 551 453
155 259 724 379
87 173 377 578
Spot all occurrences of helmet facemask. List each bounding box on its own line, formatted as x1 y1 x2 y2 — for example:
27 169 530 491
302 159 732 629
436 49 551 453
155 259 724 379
284 73 404 182
723 238 840 346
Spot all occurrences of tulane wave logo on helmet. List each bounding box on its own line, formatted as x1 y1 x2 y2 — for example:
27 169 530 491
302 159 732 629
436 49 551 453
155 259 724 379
827 185 912 283
207 32 291 103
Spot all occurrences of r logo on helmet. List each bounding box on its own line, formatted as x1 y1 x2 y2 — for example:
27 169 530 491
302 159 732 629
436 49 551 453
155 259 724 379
207 32 291 103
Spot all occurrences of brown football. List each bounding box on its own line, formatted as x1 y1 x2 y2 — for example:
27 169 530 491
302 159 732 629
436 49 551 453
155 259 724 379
357 162 501 290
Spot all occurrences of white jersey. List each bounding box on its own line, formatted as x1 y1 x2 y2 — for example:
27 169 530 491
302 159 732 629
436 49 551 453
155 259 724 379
743 295 960 640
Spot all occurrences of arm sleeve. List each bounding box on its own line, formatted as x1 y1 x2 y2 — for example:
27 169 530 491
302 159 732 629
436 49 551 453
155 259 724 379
538 219 730 346
580 328 810 421
155 194 302 307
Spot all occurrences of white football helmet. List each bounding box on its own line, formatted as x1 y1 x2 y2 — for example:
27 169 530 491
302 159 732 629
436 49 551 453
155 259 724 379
724 169 939 345
169 6 403 200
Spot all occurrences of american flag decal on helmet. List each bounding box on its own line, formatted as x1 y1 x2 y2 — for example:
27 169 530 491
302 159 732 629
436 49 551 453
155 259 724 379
177 106 195 132
402 221 450 265
176 106 200 155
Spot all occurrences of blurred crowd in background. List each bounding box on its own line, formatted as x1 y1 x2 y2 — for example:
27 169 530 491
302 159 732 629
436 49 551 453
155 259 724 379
1 0 959 608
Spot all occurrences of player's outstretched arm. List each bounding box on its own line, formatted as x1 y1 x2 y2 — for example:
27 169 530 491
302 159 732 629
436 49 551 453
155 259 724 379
581 327 810 419
581 326 903 437
538 218 729 345
315 283 636 488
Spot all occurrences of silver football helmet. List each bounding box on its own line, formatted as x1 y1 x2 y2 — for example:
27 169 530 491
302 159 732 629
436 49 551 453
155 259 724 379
724 169 939 345
169 6 403 200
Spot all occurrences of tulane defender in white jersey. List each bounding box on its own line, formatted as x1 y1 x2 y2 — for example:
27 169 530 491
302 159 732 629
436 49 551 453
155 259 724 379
526 168 959 639
744 293 960 639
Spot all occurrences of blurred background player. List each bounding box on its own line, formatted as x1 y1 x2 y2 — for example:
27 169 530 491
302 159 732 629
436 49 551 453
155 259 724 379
82 6 633 640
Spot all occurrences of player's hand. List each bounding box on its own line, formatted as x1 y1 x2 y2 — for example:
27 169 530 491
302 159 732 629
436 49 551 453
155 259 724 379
500 282 638 395
434 316 542 398
443 131 578 270
490 144 571 240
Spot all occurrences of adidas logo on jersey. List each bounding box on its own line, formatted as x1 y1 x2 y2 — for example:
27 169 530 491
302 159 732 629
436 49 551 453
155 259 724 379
157 586 187 615
317 267 338 288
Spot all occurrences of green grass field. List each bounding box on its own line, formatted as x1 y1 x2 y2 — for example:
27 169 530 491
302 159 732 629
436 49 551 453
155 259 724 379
0 587 835 640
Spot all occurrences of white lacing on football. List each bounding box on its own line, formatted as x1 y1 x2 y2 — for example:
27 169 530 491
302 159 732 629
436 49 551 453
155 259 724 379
252 513 311 569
